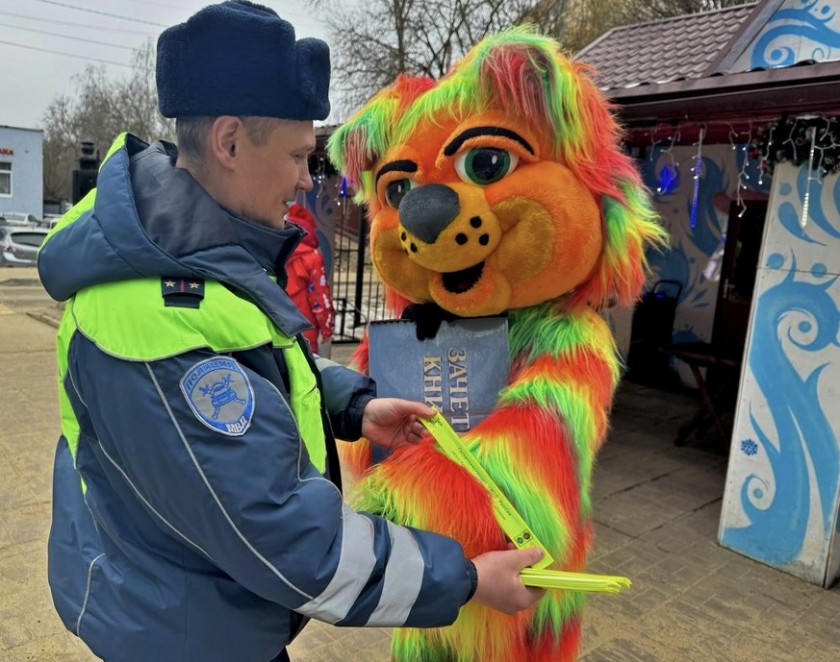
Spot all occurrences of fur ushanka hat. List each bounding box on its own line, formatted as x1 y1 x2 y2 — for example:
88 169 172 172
157 0 331 120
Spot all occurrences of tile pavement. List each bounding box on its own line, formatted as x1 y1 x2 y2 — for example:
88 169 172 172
1 307 838 661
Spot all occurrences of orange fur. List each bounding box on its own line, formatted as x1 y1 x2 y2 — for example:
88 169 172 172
330 30 664 661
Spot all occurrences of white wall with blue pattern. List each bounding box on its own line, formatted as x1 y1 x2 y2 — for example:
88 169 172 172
719 161 840 586
635 143 771 384
731 0 840 71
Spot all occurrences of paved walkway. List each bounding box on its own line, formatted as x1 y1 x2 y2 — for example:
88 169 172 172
0 295 838 661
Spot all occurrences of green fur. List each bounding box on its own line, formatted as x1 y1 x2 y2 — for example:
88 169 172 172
498 379 597 517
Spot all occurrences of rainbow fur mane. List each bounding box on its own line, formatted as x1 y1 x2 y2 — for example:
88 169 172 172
329 28 665 662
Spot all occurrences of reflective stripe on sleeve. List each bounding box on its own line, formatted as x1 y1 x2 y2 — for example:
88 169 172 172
365 521 424 626
296 506 377 622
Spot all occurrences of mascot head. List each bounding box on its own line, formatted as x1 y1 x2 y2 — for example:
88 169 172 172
329 29 665 318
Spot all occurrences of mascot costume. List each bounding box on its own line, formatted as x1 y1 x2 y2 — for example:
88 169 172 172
328 29 666 661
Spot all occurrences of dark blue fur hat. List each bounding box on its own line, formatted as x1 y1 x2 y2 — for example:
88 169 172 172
156 0 330 120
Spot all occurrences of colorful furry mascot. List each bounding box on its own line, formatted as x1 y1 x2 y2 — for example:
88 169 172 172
328 29 666 661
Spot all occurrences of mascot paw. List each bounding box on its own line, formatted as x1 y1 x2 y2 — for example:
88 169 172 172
401 302 460 340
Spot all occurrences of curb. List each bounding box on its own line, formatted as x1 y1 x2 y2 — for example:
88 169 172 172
27 311 60 329
0 278 42 287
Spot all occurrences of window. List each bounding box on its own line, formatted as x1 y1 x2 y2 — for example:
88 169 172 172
0 162 10 197
9 231 48 247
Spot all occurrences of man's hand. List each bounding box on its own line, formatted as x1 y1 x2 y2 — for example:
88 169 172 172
361 398 435 452
469 548 547 615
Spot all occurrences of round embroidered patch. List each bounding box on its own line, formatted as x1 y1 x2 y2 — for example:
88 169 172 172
180 358 255 436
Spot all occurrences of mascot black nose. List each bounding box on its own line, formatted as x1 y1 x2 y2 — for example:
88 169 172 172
399 184 460 244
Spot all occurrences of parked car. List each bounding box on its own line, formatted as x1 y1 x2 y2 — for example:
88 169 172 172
0 212 39 227
42 213 63 229
0 226 49 267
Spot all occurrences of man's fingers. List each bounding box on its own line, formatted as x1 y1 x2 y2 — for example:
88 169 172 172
405 402 435 418
515 548 545 569
378 398 435 420
469 549 548 615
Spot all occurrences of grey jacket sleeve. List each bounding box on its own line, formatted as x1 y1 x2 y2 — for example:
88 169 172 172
312 354 376 440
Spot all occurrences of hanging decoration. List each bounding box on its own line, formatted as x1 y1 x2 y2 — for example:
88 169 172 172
307 152 345 212
755 116 840 175
801 126 818 229
632 115 840 231
309 154 327 189
757 123 774 187
752 115 840 229
657 164 680 196
690 125 705 229
656 130 680 196
634 115 840 178
728 124 752 218
648 130 662 163
736 142 750 218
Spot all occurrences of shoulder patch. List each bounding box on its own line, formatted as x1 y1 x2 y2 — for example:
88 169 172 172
180 358 255 436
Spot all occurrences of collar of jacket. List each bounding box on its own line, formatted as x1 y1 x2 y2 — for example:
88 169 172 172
41 134 312 338
131 140 312 337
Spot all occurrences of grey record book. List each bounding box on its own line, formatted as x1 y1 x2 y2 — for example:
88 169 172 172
368 316 510 441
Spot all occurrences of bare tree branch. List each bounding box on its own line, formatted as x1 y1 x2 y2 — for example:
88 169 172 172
41 40 174 203
321 0 545 118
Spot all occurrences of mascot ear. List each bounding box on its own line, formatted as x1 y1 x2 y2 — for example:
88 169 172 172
478 38 668 310
328 75 436 208
562 66 668 310
572 184 665 310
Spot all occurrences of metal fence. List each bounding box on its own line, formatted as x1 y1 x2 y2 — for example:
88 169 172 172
330 203 387 342
305 138 388 342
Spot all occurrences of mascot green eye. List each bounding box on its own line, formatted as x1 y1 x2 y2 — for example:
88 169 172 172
455 148 519 185
385 179 414 208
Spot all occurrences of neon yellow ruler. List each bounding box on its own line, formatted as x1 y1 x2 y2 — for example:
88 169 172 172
520 568 632 593
420 411 555 570
420 411 632 594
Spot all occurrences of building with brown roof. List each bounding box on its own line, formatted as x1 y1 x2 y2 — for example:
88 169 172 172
577 0 840 589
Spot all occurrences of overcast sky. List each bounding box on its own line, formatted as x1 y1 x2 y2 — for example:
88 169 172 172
0 0 332 131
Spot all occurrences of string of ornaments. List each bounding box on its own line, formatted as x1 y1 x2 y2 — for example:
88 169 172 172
731 123 753 221
755 116 840 176
754 116 840 228
690 126 705 229
648 115 840 231
308 154 350 208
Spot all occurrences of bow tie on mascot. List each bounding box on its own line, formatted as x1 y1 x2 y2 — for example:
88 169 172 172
329 29 666 662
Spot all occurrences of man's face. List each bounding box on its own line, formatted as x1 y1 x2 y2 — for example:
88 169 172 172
233 119 315 229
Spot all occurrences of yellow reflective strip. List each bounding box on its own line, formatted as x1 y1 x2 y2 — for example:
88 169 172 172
421 411 554 570
73 279 291 360
100 132 128 169
40 188 97 251
56 299 80 456
285 339 327 473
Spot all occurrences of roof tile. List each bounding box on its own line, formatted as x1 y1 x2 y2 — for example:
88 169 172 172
576 3 758 90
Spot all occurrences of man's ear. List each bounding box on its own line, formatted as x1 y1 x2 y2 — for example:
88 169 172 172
208 116 242 170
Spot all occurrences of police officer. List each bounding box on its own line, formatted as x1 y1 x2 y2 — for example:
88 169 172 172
39 2 544 659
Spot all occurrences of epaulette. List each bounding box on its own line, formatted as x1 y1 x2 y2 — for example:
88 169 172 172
161 277 205 309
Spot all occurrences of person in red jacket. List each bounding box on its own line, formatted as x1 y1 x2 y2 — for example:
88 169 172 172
286 204 335 354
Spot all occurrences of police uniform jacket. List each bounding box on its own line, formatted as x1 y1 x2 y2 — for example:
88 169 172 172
39 135 473 661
